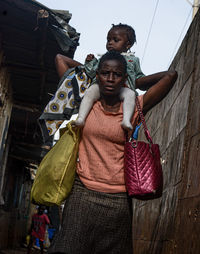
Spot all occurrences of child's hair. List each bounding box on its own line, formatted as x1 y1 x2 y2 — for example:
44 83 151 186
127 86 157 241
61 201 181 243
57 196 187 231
98 51 127 73
111 23 136 47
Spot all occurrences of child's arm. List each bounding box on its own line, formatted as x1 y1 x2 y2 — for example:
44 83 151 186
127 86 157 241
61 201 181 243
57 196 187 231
136 71 172 91
132 57 171 91
55 54 82 79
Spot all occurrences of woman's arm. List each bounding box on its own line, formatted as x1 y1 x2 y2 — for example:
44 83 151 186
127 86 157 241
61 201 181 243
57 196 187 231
136 71 172 91
142 70 178 115
55 54 82 79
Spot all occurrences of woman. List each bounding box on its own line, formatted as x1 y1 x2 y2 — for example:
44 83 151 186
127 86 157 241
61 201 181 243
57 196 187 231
48 51 177 254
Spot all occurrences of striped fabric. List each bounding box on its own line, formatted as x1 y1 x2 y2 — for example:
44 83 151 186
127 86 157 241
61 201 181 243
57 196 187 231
48 175 133 254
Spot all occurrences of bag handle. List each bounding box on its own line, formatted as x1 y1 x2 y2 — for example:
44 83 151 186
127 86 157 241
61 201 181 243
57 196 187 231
131 96 153 144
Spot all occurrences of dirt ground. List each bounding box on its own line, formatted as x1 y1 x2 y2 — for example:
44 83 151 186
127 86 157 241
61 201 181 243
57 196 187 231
0 246 46 254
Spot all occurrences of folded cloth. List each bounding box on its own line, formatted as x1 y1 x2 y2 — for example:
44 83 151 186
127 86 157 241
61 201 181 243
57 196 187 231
38 67 92 143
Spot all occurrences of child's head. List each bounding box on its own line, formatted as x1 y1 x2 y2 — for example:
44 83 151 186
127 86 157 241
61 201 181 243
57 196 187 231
38 205 46 215
106 23 136 53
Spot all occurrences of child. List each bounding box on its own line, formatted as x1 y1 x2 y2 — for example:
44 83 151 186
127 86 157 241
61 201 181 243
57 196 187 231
27 205 50 254
76 23 144 130
42 24 170 141
55 24 144 130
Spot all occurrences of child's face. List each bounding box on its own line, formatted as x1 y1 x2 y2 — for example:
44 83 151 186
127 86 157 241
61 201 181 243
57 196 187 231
97 59 127 96
106 28 131 53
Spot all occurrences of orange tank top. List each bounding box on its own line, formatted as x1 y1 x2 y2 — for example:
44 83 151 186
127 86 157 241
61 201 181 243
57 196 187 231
76 95 143 193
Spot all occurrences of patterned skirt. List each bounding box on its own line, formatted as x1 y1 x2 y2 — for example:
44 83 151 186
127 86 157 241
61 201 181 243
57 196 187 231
48 175 133 254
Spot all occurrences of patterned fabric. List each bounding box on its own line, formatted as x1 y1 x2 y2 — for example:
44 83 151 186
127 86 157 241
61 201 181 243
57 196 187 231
39 53 144 143
48 175 133 254
39 67 91 142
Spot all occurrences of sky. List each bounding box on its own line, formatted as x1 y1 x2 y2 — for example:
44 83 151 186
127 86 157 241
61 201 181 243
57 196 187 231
36 0 195 136
37 0 194 75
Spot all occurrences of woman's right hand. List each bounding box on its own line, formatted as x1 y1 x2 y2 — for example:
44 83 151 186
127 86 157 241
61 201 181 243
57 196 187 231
85 54 94 62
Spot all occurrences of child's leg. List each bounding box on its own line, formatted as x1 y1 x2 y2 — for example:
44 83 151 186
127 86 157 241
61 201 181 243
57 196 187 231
75 84 100 126
120 88 136 130
27 235 34 254
39 240 44 254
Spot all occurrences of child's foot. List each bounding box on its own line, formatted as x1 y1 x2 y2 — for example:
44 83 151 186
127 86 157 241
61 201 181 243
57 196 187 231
74 117 85 127
121 120 133 131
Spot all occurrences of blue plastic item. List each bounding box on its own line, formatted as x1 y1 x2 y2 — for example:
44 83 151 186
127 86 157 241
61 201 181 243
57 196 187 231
132 123 142 140
48 228 56 240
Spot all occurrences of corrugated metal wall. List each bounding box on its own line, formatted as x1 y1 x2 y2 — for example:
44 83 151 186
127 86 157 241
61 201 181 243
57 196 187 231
132 10 200 254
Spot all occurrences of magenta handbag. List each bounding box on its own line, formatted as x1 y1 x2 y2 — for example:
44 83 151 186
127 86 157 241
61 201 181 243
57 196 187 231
124 97 163 198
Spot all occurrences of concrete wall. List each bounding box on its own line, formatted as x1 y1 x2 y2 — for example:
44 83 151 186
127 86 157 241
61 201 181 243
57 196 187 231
132 10 200 254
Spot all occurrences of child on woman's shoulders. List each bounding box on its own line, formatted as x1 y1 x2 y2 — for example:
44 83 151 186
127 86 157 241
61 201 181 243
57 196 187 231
75 23 144 130
55 23 168 131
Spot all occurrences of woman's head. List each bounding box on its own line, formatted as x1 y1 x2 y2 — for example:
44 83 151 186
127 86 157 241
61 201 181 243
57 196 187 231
106 23 136 53
97 51 127 96
98 51 127 72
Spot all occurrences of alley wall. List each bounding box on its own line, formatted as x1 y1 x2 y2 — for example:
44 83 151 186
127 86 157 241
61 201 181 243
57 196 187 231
0 50 13 247
132 10 200 254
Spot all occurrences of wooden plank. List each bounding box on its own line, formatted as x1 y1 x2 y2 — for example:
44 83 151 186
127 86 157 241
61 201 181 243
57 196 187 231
36 9 49 66
141 77 192 155
172 196 200 253
180 134 200 198
132 10 200 254
161 131 185 189
132 186 179 253
3 63 46 74
186 76 200 138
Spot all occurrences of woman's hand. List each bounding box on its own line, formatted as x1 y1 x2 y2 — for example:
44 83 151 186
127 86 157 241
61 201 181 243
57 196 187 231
85 54 95 62
143 70 178 115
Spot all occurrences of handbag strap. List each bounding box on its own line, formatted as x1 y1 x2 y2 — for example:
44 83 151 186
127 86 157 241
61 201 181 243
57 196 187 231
131 96 153 144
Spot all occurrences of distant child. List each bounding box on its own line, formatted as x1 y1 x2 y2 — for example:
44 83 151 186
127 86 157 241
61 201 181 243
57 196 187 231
27 205 50 254
55 23 145 130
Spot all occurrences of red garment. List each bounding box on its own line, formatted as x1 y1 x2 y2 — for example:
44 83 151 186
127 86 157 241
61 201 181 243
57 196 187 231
31 213 50 241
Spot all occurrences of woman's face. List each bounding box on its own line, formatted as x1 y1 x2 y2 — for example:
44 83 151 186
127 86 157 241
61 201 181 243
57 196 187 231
97 59 127 96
